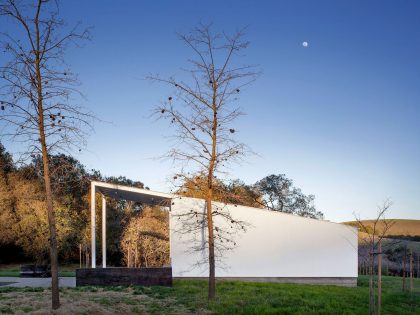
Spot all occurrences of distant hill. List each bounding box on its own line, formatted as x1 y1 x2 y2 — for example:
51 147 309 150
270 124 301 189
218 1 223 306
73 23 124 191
343 219 420 239
346 220 420 276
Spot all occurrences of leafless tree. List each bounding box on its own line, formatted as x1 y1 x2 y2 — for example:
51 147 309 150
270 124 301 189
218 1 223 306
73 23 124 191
403 244 407 291
0 0 92 309
355 200 394 315
148 24 259 299
409 248 413 292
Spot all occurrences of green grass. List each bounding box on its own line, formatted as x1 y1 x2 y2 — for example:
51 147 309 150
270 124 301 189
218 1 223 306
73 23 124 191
58 271 76 277
0 265 19 277
92 296 113 306
0 306 14 314
1 276 419 314
20 306 34 313
0 264 76 277
0 270 75 277
69 276 420 314
0 271 19 277
148 277 420 315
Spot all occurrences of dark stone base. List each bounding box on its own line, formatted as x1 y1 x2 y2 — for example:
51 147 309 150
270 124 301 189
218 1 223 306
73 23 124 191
76 267 172 287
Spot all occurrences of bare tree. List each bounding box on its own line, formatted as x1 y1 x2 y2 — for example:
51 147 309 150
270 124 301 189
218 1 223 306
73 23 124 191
355 200 394 315
0 0 92 309
403 245 407 291
409 248 413 292
149 24 259 299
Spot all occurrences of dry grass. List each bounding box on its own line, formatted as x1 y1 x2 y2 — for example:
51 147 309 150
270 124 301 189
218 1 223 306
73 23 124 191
344 219 420 237
0 287 201 315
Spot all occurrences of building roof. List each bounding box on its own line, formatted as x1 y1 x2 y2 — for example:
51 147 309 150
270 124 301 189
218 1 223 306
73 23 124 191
91 181 172 206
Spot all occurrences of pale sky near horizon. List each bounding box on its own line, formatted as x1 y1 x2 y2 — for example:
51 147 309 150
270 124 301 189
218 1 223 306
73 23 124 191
1 0 419 223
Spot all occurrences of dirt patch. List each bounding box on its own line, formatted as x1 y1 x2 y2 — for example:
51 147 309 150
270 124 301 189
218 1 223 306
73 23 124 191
0 288 202 315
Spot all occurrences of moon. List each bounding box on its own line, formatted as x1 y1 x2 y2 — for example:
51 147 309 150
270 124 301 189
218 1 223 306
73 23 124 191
302 41 309 48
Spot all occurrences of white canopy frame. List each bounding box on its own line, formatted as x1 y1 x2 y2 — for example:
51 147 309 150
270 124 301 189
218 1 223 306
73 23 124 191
90 181 172 268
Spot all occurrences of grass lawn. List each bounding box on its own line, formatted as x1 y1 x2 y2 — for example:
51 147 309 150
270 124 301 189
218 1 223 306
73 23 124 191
0 276 419 314
0 264 76 277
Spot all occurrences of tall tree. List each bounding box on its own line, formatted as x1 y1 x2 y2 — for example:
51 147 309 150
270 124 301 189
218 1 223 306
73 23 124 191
0 142 17 246
149 24 259 299
255 174 324 219
0 0 91 309
0 142 14 174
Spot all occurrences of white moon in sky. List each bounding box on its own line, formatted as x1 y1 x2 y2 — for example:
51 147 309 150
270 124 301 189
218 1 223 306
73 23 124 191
302 41 309 47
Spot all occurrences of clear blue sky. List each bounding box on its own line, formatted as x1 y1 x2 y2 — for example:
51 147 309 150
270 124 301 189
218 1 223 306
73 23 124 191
2 0 420 222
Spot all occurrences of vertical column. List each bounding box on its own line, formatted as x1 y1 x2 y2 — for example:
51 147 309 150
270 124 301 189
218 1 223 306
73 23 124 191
91 182 96 268
102 196 107 268
377 240 382 315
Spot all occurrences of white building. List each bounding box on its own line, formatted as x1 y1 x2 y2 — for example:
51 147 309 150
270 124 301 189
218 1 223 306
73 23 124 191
90 181 358 286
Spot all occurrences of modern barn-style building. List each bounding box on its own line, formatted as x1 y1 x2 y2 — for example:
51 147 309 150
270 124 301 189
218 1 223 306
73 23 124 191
77 181 358 287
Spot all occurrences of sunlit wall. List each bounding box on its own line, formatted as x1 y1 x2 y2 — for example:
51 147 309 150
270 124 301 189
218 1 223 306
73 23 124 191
170 196 358 278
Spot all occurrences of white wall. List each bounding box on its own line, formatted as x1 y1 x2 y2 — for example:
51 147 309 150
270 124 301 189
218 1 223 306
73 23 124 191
170 196 358 278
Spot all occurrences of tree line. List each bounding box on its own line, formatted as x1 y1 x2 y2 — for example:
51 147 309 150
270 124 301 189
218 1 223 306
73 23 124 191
0 141 324 266
0 141 145 265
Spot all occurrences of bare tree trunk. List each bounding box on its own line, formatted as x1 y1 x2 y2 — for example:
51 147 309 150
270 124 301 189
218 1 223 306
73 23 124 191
206 75 219 300
30 2 60 308
40 137 59 309
403 248 406 291
378 240 382 315
36 42 60 311
369 251 375 315
206 191 216 300
79 244 82 269
410 249 413 292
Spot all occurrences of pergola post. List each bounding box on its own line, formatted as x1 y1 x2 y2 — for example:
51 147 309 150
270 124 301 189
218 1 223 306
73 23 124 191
91 182 96 268
102 196 107 268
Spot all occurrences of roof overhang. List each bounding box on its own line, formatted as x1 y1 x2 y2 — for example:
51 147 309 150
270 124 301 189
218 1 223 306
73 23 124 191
91 181 173 206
